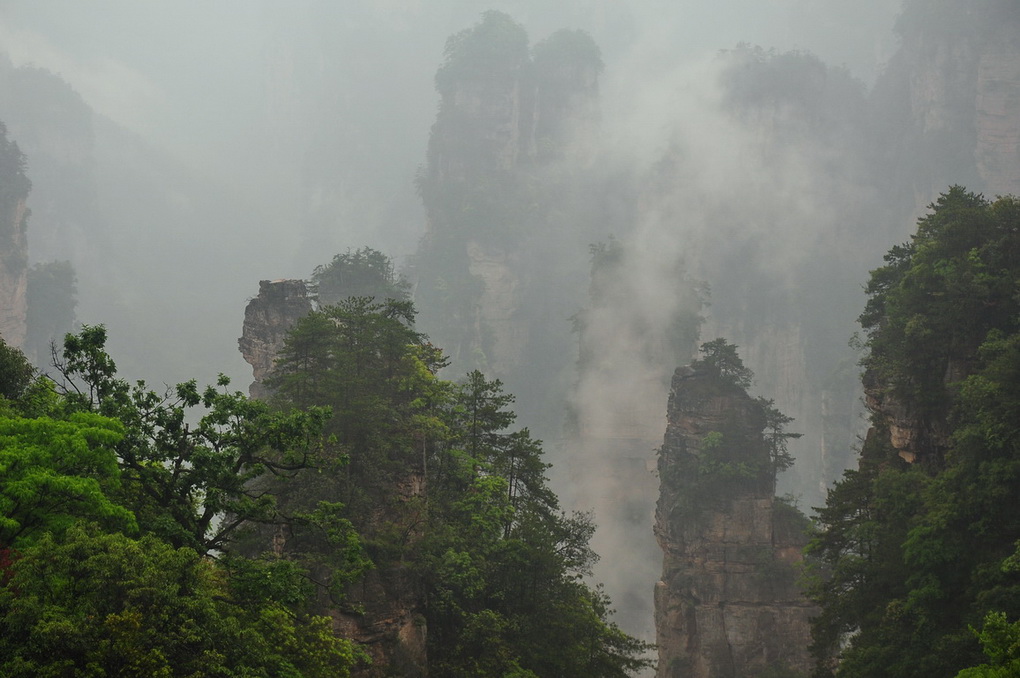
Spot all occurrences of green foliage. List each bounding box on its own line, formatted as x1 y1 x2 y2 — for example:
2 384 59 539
270 296 652 675
311 246 410 307
0 326 371 675
0 337 34 401
759 397 801 475
693 337 755 389
0 411 134 546
422 370 652 676
809 188 1020 678
53 325 333 553
860 188 1020 452
955 612 1020 678
0 523 365 677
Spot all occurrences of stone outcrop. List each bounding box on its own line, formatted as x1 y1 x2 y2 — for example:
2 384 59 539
654 366 816 678
238 279 313 399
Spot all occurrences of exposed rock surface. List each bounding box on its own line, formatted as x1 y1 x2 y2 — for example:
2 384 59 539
973 18 1020 196
654 366 816 678
886 2 1020 202
238 279 313 399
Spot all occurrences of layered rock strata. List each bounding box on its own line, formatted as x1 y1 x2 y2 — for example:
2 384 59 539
654 366 816 678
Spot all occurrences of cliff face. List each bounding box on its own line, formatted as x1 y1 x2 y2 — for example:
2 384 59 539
238 279 313 398
654 366 815 678
973 16 1020 195
884 1 1020 201
0 122 31 349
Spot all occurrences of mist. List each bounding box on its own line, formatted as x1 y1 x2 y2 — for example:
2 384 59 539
1 0 978 671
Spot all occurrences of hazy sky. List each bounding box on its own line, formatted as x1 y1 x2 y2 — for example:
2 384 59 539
0 0 903 379
0 0 899 176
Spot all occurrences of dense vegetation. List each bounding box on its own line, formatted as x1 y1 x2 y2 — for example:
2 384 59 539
808 187 1020 678
265 287 652 676
0 330 362 676
1 261 650 676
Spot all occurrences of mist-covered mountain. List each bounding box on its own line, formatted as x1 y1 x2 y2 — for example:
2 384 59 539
1 1 1019 676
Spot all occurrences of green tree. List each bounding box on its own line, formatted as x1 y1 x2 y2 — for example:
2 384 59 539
0 523 364 677
693 337 755 389
311 246 410 307
52 325 332 554
955 612 1020 678
0 411 134 547
809 188 1020 678
424 371 652 677
0 338 34 402
269 297 651 675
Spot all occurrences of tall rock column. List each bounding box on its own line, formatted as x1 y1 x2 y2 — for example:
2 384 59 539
654 365 816 678
238 279 313 399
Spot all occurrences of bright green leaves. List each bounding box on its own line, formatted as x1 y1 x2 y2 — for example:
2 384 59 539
0 324 368 676
50 326 333 554
956 612 1020 678
0 523 365 677
0 412 134 546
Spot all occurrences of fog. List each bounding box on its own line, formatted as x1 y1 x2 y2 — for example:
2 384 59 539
1 0 946 666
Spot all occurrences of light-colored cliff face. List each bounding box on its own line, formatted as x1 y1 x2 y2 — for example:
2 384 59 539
0 197 29 348
237 279 313 399
893 6 1020 201
975 21 1020 196
654 366 816 678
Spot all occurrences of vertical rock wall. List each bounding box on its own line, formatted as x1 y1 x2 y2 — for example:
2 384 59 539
654 366 816 678
238 279 313 399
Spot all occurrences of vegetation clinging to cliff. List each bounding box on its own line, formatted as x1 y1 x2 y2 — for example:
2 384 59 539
808 188 1020 678
268 294 653 676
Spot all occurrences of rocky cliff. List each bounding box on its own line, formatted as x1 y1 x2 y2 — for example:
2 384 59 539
654 365 815 678
880 0 1020 201
238 279 313 398
0 122 31 349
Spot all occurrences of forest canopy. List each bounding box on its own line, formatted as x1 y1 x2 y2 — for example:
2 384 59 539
0 287 650 676
808 187 1020 678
